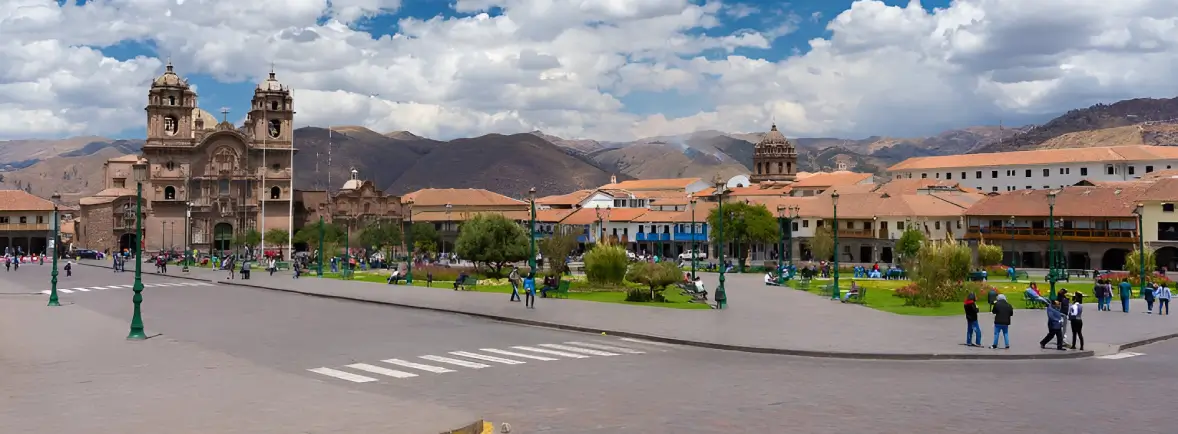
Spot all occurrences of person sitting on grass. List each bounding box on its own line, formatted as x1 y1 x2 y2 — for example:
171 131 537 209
764 271 780 286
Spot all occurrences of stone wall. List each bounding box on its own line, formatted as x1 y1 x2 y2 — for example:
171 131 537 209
79 203 116 252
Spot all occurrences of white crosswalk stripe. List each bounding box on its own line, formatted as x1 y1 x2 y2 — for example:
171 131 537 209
87 287 109 291
34 282 210 297
1096 352 1144 360
381 359 455 373
450 351 526 365
419 355 490 369
308 367 378 383
40 290 49 295
345 363 418 378
58 288 74 293
538 343 620 356
479 348 559 361
511 345 588 358
73 287 91 292
564 341 644 354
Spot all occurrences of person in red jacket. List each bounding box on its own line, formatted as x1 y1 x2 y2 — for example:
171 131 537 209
964 292 981 346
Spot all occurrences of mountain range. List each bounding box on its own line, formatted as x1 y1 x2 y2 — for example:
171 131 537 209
5 95 1178 204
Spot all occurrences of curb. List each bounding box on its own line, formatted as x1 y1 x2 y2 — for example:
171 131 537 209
73 261 1177 361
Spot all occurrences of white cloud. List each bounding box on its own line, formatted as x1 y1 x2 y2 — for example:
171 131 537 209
1 0 1178 142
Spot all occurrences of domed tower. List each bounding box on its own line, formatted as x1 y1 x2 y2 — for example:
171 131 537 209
248 68 294 145
145 61 197 143
750 123 798 183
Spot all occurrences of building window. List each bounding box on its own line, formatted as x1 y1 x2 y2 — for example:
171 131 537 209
166 161 175 171
992 186 998 192
778 162 783 173
113 178 126 188
976 171 982 179
957 220 962 229
1164 204 1175 213
816 220 823 228
270 186 281 199
935 172 940 179
19 216 27 224
961 172 967 179
1081 167 1088 176
792 221 799 231
1042 168 1049 177
164 186 176 200
946 172 952 180
0 217 7 223
1146 165 1154 173
1106 165 1115 175
36 215 44 224
219 179 230 196
991 170 998 178
921 173 927 179
847 221 854 229
1025 169 1031 177
1025 186 1032 190
934 221 941 230
1128 166 1136 175
897 222 905 230
802 220 810 228
168 96 176 105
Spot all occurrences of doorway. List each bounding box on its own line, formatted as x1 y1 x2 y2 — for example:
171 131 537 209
859 245 873 263
214 223 233 253
119 233 136 253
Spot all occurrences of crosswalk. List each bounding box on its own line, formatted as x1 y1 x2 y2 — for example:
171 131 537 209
308 339 665 384
40 281 212 295
1095 352 1145 360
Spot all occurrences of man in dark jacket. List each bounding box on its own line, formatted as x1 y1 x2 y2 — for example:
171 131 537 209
990 294 1014 349
1040 301 1065 350
965 293 981 346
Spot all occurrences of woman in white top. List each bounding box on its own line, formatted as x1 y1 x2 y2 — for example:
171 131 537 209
1068 292 1085 351
764 272 780 286
1155 284 1172 315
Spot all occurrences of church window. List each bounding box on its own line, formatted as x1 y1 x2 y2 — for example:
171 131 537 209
270 186 281 199
166 161 175 171
271 101 279 111
214 147 236 172
271 163 281 171
219 179 230 196
364 203 371 213
164 186 176 200
164 116 178 135
756 163 762 174
778 162 783 173
787 162 792 174
169 96 176 105
268 119 281 138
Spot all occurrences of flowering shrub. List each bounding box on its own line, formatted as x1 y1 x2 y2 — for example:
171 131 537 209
1098 272 1173 287
983 265 1011 276
893 283 919 300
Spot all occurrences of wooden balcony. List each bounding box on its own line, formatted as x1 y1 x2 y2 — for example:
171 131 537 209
0 223 50 231
834 228 876 238
966 227 1137 243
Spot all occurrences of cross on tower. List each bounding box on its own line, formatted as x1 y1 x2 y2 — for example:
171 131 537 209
220 107 230 123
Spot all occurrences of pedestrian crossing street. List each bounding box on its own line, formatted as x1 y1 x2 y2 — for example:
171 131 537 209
40 281 213 295
308 338 677 384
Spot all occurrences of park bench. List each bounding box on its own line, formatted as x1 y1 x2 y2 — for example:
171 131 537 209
1023 293 1046 309
1067 269 1088 278
455 277 478 291
552 281 570 299
792 278 812 291
275 261 291 271
846 287 868 305
1044 274 1070 283
1012 270 1029 281
968 271 987 282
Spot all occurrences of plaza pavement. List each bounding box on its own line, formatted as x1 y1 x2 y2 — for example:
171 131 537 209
74 260 1178 359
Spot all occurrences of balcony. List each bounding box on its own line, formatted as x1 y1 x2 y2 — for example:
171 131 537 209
966 226 1137 243
635 233 673 241
259 167 293 179
0 223 50 231
833 228 876 238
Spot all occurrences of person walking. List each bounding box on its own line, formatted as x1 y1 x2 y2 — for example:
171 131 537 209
1119 278 1133 313
64 260 72 277
1040 300 1066 350
1056 289 1071 348
1144 282 1157 314
226 258 236 280
508 266 521 302
523 273 536 309
990 293 1013 349
268 257 277 276
1155 282 1172 315
964 292 982 347
1069 292 1085 351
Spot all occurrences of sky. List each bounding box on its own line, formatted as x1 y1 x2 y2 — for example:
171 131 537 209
2 0 1177 142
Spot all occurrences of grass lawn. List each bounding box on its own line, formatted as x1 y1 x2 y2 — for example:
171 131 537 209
313 271 712 310
794 278 1137 316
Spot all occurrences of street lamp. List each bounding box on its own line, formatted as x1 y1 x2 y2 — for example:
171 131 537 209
528 187 537 276
1047 190 1058 299
48 205 60 306
183 202 192 272
776 205 787 285
128 159 148 340
690 198 698 280
787 205 799 272
405 198 414 284
714 178 728 309
1008 215 1018 272
1133 203 1146 298
831 190 841 300
444 203 452 258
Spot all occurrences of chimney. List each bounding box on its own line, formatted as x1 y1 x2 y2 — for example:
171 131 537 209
610 174 617 184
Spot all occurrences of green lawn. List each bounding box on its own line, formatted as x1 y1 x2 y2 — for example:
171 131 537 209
794 278 1137 316
314 271 712 310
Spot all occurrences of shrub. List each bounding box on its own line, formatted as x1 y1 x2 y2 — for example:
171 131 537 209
391 264 481 281
625 261 681 300
624 288 653 302
1098 271 1173 287
908 239 972 307
893 283 919 302
983 265 1009 276
584 244 628 285
977 243 1003 267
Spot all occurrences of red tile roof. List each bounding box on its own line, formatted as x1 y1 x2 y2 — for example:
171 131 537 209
0 190 56 211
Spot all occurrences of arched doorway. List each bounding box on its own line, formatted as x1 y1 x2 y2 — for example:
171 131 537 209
1156 246 1178 271
1101 248 1129 271
214 223 233 253
119 233 136 253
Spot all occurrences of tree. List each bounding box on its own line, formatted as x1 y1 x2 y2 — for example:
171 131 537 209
707 201 778 272
810 226 834 261
584 244 628 285
977 242 1003 267
454 214 529 275
895 227 925 266
294 220 346 262
264 229 289 247
1126 246 1157 277
539 224 579 276
625 261 681 300
233 229 261 248
358 221 402 258
409 222 439 257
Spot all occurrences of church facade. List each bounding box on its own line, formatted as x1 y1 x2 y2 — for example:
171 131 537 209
77 63 296 256
750 123 798 184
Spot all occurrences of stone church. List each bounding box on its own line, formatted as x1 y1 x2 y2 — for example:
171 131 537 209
750 123 798 184
77 62 296 256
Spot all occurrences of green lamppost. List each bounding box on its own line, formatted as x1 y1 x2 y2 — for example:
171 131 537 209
1133 203 1146 298
127 160 148 340
778 204 799 285
316 216 324 277
405 198 414 284
528 187 537 275
48 205 61 307
831 190 841 300
1046 190 1058 300
689 198 698 280
776 205 787 285
1008 215 1018 279
714 179 727 309
183 202 191 272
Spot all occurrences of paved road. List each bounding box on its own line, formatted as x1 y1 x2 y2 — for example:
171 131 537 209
3 267 1175 433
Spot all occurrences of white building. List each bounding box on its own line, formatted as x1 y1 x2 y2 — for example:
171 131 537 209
886 145 1178 193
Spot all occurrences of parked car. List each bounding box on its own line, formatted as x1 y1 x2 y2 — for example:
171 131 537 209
73 249 101 259
678 250 708 261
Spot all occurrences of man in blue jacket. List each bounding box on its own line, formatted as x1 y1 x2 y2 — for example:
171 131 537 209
1039 300 1065 350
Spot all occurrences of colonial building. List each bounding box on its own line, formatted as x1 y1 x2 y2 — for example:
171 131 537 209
750 124 798 184
402 188 530 253
887 145 1178 193
292 168 403 245
76 63 296 255
0 190 58 255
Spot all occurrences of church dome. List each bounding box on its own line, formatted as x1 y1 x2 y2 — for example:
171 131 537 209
340 168 362 190
257 70 286 92
152 61 190 89
757 124 790 147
